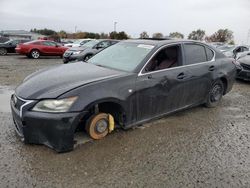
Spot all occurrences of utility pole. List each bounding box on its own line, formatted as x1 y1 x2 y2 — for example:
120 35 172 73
75 26 77 33
247 29 250 45
114 22 117 33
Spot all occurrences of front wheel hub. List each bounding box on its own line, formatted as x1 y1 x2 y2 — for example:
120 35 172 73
95 119 108 133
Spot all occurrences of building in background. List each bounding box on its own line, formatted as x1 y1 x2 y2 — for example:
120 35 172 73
0 30 47 40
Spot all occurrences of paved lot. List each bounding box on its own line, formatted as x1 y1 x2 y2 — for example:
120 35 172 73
0 55 250 187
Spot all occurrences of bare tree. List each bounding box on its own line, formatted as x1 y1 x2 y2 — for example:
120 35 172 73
140 31 149 39
152 32 164 38
169 32 184 39
188 29 205 41
206 29 234 43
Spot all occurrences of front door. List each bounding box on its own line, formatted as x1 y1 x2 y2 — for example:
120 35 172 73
135 44 190 121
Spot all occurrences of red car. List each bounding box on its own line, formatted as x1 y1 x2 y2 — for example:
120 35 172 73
15 40 68 59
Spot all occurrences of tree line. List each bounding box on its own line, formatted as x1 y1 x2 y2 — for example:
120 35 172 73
30 28 129 40
140 29 234 44
30 28 235 44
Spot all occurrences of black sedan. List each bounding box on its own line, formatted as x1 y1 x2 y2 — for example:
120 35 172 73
236 52 250 81
62 39 119 63
0 39 30 55
11 39 236 152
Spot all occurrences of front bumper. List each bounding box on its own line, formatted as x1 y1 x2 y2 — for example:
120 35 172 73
236 68 250 81
10 95 87 152
63 53 83 63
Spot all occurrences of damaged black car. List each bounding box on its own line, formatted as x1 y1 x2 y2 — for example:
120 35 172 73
11 39 236 152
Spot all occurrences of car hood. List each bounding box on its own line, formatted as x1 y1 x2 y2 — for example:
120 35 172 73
15 63 126 99
67 46 88 52
238 56 250 65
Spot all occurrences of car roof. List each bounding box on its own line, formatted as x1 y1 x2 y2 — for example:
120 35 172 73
122 39 206 47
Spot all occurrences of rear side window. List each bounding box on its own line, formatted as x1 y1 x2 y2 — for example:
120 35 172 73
205 47 214 61
184 44 207 65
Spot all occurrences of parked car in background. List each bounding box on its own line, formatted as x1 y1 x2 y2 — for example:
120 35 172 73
63 39 119 63
218 45 249 58
208 42 225 48
64 39 93 47
15 40 68 59
11 39 236 152
236 52 250 81
0 39 30 55
0 36 10 43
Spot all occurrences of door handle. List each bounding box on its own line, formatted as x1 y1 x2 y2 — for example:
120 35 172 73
177 72 186 79
209 65 215 71
147 74 153 79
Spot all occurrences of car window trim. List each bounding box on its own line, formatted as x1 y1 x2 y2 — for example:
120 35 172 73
182 42 216 65
138 42 216 77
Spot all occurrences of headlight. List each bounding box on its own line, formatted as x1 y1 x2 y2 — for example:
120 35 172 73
32 97 78 113
72 51 82 55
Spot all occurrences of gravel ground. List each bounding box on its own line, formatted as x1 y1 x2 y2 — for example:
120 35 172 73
0 55 250 188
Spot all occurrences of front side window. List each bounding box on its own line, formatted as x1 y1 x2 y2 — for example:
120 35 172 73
43 41 56 46
144 45 181 72
243 47 249 52
184 44 207 65
96 41 110 48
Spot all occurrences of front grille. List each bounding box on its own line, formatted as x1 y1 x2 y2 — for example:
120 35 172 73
11 94 26 111
241 63 250 71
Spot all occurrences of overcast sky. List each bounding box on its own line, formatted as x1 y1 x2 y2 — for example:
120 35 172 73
0 0 250 43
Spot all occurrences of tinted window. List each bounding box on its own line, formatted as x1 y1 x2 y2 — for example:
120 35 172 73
243 47 249 52
205 47 214 61
184 44 207 65
43 41 56 46
97 41 110 48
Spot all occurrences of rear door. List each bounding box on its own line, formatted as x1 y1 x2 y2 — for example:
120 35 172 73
182 43 216 105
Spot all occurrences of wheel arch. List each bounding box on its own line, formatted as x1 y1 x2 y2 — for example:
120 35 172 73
82 98 127 127
220 77 228 95
29 48 40 54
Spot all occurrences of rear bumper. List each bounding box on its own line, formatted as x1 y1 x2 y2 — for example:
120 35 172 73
10 95 88 152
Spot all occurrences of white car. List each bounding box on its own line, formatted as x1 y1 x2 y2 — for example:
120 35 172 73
218 45 249 58
64 39 93 47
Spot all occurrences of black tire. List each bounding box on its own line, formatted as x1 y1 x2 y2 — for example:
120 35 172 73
205 80 224 108
83 54 93 61
30 50 40 59
0 48 7 55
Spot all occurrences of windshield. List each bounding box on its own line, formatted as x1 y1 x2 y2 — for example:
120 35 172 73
88 43 155 72
82 40 99 48
72 40 82 44
4 40 13 44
